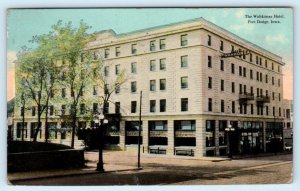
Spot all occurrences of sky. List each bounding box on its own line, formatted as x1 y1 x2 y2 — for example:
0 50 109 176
6 8 293 100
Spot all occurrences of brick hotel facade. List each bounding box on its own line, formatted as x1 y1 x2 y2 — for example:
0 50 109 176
13 18 286 157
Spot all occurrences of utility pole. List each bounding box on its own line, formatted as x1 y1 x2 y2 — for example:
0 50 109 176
137 91 142 169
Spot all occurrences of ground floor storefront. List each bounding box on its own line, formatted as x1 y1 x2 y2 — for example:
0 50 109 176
13 115 285 157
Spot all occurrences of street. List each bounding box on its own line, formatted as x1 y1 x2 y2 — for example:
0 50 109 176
10 151 292 185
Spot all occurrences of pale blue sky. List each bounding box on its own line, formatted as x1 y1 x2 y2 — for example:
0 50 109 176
6 8 293 100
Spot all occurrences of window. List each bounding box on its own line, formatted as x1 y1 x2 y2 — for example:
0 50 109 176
206 120 215 147
256 71 259 81
232 101 235 113
181 98 188 111
93 103 98 114
131 62 137 73
208 77 212 89
239 66 242 76
149 121 167 131
181 34 188 46
160 79 166 90
259 57 262 65
231 63 235 74
62 88 66 98
79 104 85 115
221 100 224 112
251 86 253 94
208 56 212 68
220 40 223 51
273 107 275 116
32 107 36 116
150 80 156 91
160 99 166 112
279 107 281 117
93 85 97 95
266 106 269 116
115 47 120 57
181 55 188 67
272 92 275 100
250 69 253 79
265 74 268 83
220 79 224 91
104 102 109 114
104 49 109 58
278 79 281 87
260 73 262 82
244 85 247 94
175 120 195 131
239 84 243 94
150 100 156 112
115 102 120 114
61 105 66 115
279 93 281 101
181 77 188 89
208 98 212 111
250 53 253 62
272 77 275 85
278 65 280 72
104 66 109 77
150 60 156 71
49 105 54 116
150 40 156 51
115 64 120 75
272 62 274 70
231 45 234 52
207 35 211 46
251 104 253 115
255 56 258 64
131 44 137 54
265 60 268 68
131 81 137 93
160 58 166 70
131 101 137 113
160 39 166 50
220 60 224 71
115 83 120 94
243 67 246 77
231 82 235 93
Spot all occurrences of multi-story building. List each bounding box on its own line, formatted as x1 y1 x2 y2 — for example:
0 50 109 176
13 18 286 157
282 99 293 146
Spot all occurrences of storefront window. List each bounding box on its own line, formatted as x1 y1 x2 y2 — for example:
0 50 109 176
206 120 215 147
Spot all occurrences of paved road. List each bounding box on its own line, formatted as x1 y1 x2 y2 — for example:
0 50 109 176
11 152 292 185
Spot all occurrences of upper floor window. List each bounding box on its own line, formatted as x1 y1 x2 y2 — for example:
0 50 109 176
80 104 85 115
160 99 166 112
115 47 120 57
20 107 24 116
131 62 137 73
32 106 36 116
272 62 274 70
221 100 225 113
104 66 109 77
239 66 242 76
160 58 166 70
131 81 137 93
208 56 212 68
131 101 137 113
115 83 120 94
181 34 188 46
49 105 54 116
220 40 224 51
115 102 120 114
115 64 120 75
150 80 156 91
250 69 253 79
250 53 253 62
259 57 262 65
208 77 212 89
256 56 258 64
207 35 211 46
160 79 166 90
181 98 188 112
243 67 246 77
220 79 224 91
265 60 268 68
181 77 188 89
208 98 212 112
220 60 224 71
278 79 281 87
150 100 156 112
231 63 235 74
150 60 156 71
231 45 234 52
150 40 156 51
104 49 109 58
181 55 188 68
160 39 166 50
131 44 137 54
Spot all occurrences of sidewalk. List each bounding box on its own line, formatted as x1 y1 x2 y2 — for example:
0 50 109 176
8 161 139 182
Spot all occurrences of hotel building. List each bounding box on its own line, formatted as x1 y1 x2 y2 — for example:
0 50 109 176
13 18 286 157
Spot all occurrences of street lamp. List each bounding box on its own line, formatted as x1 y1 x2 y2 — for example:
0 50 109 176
95 113 108 172
225 123 235 159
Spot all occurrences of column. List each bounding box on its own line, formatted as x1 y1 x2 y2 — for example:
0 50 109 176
142 120 148 154
26 122 31 141
40 121 45 141
195 119 206 158
215 120 220 156
119 120 125 150
167 120 174 156
13 122 18 140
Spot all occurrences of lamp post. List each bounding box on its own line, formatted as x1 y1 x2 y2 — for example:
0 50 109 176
225 123 235 158
95 113 108 172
